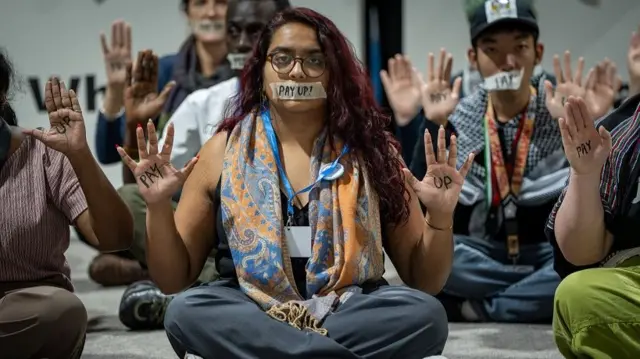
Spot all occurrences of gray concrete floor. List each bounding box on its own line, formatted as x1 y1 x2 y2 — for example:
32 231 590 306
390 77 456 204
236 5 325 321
66 237 561 359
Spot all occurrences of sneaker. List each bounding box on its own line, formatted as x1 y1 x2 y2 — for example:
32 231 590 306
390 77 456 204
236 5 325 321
119 280 173 330
460 300 481 322
88 254 148 287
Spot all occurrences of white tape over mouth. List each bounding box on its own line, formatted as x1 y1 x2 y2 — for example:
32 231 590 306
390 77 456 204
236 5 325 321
191 19 225 36
483 68 524 91
270 81 327 100
227 53 249 70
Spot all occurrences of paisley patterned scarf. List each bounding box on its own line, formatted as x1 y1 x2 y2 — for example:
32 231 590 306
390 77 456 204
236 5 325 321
220 112 384 333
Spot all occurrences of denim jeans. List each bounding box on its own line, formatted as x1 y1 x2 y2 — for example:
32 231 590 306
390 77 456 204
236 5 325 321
442 235 561 323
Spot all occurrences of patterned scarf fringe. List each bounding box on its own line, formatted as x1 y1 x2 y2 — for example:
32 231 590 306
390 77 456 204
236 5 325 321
265 301 329 336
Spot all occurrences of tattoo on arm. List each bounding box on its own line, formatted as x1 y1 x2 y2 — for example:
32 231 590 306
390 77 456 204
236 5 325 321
576 140 592 158
433 175 452 189
139 163 165 188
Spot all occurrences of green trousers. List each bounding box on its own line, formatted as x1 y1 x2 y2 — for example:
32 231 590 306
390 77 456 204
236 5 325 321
553 256 640 358
117 184 219 284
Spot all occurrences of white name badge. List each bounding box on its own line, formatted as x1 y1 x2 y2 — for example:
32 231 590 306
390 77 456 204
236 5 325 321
286 226 312 258
483 68 524 91
184 353 204 359
270 81 327 100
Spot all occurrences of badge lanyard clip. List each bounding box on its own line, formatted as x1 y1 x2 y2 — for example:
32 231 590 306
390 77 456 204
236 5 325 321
484 87 536 264
261 110 348 227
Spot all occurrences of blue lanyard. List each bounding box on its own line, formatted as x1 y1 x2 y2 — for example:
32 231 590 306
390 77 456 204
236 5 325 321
260 109 348 225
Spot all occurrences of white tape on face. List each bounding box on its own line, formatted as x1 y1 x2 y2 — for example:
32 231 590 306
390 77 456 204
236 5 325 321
483 68 524 91
191 19 225 37
269 81 327 100
227 53 249 70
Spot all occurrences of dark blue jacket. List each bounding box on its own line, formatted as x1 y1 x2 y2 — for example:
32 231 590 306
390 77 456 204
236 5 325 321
95 55 177 164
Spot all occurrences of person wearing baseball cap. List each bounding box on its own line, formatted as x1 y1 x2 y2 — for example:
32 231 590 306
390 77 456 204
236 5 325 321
402 0 619 324
468 0 539 44
403 0 555 175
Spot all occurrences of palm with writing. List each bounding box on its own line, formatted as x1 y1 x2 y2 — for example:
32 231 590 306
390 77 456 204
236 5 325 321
544 51 586 118
417 49 462 126
380 54 422 126
545 51 616 120
124 50 175 126
23 78 87 153
117 122 197 205
558 96 612 177
101 20 132 88
403 126 474 215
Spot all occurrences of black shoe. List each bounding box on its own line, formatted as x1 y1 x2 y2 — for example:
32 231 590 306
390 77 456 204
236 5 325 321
118 280 173 330
435 292 466 322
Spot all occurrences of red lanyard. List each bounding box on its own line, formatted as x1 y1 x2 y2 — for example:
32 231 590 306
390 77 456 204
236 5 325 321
484 87 536 203
483 86 536 260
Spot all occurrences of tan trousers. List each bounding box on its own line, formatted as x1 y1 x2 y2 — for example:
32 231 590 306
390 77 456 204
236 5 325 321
117 184 219 283
0 284 87 359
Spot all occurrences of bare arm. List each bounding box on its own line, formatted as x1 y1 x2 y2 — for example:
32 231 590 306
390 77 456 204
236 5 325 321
68 148 134 251
553 97 616 266
146 132 226 294
103 85 125 118
385 178 453 295
554 172 614 266
122 125 139 184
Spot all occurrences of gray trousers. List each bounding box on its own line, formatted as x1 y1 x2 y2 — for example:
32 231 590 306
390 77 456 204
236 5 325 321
164 280 448 359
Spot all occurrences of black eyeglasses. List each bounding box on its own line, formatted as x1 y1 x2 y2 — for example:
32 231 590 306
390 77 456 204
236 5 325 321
267 52 326 78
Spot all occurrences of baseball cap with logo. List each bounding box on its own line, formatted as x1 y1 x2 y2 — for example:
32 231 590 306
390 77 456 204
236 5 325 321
465 0 539 42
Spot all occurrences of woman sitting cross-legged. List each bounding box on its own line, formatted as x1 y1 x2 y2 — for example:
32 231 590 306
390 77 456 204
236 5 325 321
118 7 474 359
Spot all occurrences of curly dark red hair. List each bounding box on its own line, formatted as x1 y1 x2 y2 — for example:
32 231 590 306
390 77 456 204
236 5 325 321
217 7 410 226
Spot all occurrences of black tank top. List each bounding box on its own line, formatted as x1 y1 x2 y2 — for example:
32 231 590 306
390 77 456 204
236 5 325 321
212 180 312 296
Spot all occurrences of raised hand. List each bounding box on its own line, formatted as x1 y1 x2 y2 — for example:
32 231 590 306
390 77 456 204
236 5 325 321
380 54 422 126
22 78 87 154
544 51 586 118
545 51 617 120
417 49 462 126
124 50 175 126
558 96 612 177
117 121 197 205
403 126 474 215
101 20 132 88
584 59 618 119
628 25 640 94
